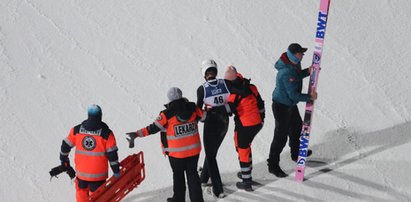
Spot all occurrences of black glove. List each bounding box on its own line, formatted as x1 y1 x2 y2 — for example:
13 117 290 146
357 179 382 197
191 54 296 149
126 130 145 148
126 132 137 148
66 164 76 179
61 160 70 170
49 160 76 180
49 165 65 178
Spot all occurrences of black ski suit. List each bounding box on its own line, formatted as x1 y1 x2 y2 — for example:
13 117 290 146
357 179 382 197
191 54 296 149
196 78 230 196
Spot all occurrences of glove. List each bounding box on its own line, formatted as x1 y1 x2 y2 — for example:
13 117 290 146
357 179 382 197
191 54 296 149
113 172 120 178
61 159 70 170
50 160 76 180
126 130 144 148
61 160 76 179
126 132 137 148
66 165 76 179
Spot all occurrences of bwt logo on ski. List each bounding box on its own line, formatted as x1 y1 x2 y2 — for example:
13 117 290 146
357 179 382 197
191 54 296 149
316 11 328 39
297 136 310 165
174 122 197 137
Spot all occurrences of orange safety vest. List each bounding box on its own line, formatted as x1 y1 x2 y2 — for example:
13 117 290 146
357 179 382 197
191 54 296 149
64 125 117 181
228 85 262 127
151 107 203 159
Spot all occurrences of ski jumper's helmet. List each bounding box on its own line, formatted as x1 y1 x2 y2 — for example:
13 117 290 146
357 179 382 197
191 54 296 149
201 59 217 77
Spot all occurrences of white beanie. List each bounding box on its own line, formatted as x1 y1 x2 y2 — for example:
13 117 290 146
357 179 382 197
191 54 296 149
224 66 238 81
201 59 217 77
167 87 183 102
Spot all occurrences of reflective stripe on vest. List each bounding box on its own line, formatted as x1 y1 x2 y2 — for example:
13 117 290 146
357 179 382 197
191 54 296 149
166 132 198 140
75 149 106 156
163 142 201 153
76 171 108 179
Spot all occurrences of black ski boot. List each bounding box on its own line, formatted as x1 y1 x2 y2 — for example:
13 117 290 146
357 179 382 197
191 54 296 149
167 197 183 202
267 159 288 178
269 165 288 178
236 180 253 192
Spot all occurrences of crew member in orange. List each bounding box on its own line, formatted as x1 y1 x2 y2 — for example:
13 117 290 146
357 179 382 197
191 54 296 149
223 66 265 191
59 104 120 202
126 87 205 202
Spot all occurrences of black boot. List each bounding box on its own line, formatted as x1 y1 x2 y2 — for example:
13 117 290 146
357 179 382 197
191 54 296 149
291 149 312 162
269 165 288 178
167 197 184 202
236 180 253 192
212 186 225 199
237 172 262 186
267 159 288 178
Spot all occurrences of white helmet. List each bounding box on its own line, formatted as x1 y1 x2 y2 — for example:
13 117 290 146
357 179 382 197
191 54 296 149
201 59 217 77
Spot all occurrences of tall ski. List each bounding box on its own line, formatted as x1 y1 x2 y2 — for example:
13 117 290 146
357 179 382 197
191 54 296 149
295 0 331 182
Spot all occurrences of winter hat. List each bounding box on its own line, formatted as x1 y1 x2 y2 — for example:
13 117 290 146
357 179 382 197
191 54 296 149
224 65 238 81
167 87 183 102
201 59 217 77
87 104 102 121
288 43 308 54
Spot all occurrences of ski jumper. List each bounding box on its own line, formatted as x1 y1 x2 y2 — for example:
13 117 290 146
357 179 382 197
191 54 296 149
196 78 230 196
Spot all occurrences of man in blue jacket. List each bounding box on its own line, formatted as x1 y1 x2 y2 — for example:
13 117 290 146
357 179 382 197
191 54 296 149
267 43 317 177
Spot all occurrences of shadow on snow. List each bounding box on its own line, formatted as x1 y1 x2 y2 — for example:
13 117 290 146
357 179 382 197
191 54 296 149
124 122 411 202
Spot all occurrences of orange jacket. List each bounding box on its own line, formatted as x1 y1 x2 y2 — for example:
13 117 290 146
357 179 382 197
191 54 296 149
227 77 265 127
138 99 205 158
63 124 118 181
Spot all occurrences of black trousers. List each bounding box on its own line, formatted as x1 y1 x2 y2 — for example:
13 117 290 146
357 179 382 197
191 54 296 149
200 114 228 195
168 155 204 202
77 178 105 192
268 101 302 164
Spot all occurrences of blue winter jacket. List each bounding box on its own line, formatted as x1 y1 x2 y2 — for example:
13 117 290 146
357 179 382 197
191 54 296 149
272 52 311 106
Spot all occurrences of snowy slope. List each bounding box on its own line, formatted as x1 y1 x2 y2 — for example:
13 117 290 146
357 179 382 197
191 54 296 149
1 0 411 201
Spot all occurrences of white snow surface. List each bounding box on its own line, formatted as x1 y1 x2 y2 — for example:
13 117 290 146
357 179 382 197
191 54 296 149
1 0 411 201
